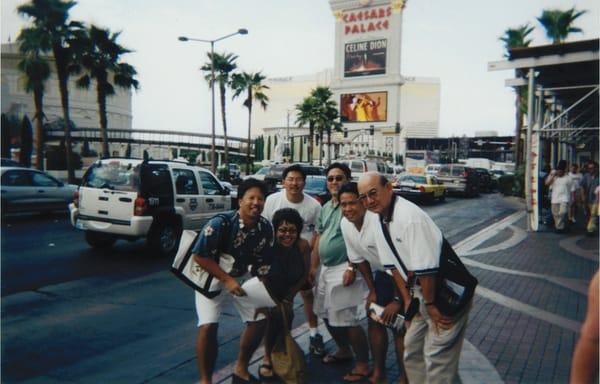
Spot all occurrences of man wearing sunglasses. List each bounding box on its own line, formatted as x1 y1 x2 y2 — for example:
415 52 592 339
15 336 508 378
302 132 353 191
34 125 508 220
311 163 369 381
358 172 471 384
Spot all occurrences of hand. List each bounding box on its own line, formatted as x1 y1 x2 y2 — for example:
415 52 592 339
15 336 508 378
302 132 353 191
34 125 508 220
425 304 453 333
254 307 270 320
308 266 318 286
342 269 355 286
224 277 246 297
381 301 402 325
366 290 377 311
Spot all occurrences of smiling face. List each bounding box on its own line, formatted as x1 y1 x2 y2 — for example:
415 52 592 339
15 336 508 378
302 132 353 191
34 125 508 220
275 220 299 248
238 186 265 222
326 167 348 196
283 170 305 199
340 191 366 225
357 174 393 215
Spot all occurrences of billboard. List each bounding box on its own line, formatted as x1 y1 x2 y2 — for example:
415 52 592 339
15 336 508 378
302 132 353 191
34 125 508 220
344 39 387 77
340 92 387 123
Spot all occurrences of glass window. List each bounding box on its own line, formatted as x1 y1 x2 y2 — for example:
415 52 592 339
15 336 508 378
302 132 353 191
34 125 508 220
438 165 450 176
140 164 172 200
32 172 59 187
198 171 223 195
172 169 199 195
351 161 363 173
451 166 465 176
83 161 140 191
1 170 33 186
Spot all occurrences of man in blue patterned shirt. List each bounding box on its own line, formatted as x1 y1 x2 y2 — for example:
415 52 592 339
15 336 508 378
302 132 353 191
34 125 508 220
192 178 273 384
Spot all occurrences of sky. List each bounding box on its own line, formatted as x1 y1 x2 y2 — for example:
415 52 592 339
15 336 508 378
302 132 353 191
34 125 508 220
2 0 599 139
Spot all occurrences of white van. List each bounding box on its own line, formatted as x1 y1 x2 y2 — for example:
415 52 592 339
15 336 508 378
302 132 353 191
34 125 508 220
70 158 232 257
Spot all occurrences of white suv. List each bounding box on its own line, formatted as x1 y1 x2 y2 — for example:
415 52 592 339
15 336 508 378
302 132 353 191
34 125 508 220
69 158 232 257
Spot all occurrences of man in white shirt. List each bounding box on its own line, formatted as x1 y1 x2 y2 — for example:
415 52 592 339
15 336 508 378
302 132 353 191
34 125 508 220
546 160 573 232
262 164 325 359
339 182 411 384
358 172 472 384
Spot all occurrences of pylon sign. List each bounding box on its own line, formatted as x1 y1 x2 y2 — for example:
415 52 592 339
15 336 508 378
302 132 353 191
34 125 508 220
529 128 540 231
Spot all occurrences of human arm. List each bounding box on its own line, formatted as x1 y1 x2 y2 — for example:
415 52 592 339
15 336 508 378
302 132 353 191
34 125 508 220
309 233 321 286
357 261 376 309
570 271 599 384
194 255 245 296
419 274 453 331
545 170 557 186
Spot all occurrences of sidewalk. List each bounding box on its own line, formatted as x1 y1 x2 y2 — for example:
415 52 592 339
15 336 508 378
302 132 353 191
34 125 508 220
232 203 598 383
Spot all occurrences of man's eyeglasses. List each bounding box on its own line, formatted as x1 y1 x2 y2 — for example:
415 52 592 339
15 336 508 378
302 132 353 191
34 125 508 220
327 175 345 182
358 188 379 201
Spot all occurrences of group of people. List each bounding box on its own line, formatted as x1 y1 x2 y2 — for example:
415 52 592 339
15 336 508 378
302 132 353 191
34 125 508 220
190 163 473 384
544 159 599 233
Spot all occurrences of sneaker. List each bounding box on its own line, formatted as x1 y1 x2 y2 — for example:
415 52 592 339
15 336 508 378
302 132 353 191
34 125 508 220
309 334 325 357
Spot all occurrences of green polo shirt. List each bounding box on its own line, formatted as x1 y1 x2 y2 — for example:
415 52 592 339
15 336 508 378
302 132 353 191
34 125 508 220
317 200 348 266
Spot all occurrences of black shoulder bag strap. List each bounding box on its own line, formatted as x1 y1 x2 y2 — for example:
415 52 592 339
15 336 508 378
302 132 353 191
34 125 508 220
378 219 415 289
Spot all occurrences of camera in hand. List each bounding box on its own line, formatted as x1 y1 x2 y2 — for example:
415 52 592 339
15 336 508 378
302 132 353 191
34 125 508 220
368 303 405 333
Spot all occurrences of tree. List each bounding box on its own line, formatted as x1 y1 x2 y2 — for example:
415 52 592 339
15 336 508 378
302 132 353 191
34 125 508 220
537 7 587 44
500 24 534 167
231 71 269 174
16 31 51 170
76 25 139 158
19 115 34 167
295 96 319 164
201 52 237 166
18 0 86 183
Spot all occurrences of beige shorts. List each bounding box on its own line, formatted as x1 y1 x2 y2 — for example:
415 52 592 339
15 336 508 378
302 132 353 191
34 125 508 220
195 276 271 326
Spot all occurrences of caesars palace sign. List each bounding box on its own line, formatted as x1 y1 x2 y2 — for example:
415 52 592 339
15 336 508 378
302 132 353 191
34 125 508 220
342 6 392 35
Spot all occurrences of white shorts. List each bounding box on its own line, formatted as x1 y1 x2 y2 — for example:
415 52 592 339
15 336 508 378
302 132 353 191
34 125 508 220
195 276 274 326
314 263 367 327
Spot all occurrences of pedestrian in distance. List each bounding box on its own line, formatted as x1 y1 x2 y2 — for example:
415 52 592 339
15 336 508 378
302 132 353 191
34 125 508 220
310 163 370 381
546 160 573 233
192 178 273 384
261 164 325 358
339 182 413 384
568 164 583 223
258 208 311 381
358 172 474 384
580 161 599 234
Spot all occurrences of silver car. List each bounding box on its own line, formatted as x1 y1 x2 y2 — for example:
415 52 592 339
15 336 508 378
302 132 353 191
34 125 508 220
1 167 78 215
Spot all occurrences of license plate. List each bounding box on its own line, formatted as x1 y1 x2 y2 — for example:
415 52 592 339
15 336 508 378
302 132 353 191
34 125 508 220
75 220 86 230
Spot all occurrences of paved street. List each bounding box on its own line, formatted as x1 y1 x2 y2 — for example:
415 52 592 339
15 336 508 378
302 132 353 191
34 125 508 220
1 193 597 383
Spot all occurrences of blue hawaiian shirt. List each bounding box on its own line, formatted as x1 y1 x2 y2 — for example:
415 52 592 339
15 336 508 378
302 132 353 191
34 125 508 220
191 211 273 276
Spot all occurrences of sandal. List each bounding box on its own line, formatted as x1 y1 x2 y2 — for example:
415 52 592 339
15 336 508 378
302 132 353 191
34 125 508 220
258 364 275 381
343 371 370 382
231 373 260 384
321 353 353 364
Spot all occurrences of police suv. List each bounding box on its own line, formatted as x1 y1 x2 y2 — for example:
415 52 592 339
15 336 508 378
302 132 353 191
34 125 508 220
69 158 233 257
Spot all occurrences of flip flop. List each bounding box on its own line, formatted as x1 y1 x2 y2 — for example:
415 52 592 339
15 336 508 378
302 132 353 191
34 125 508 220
321 353 353 364
343 371 370 382
258 364 275 381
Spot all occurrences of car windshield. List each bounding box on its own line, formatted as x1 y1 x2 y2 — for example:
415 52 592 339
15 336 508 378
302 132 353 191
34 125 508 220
256 167 269 175
83 161 140 191
400 175 426 183
305 176 326 190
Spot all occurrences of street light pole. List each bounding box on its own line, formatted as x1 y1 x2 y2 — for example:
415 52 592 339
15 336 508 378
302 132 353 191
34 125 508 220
178 29 248 174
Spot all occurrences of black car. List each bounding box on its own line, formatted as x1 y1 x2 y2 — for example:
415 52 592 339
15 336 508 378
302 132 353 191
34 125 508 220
304 175 330 205
263 163 324 195
474 168 493 192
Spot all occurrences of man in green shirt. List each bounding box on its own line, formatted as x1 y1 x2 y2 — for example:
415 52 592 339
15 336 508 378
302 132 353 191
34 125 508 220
310 162 369 381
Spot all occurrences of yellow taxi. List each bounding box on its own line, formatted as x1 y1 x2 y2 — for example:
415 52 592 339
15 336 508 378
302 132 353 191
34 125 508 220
392 174 447 203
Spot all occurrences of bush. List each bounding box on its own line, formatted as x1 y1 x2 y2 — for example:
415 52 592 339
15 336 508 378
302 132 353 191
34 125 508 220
217 167 231 181
45 145 83 170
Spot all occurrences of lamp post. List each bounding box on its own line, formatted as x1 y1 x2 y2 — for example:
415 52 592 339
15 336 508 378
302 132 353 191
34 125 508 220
178 29 248 173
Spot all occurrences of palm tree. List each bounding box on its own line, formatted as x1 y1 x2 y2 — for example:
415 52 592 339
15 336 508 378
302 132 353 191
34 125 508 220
295 96 319 164
311 87 341 165
231 71 269 174
18 0 86 183
17 28 51 170
76 25 139 158
537 7 587 44
500 24 534 167
201 52 238 167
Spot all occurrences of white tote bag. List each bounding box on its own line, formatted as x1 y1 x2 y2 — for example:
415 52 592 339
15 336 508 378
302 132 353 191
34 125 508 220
171 229 235 298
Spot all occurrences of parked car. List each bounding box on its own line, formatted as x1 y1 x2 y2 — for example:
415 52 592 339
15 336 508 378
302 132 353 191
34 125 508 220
339 159 395 181
243 166 270 181
425 164 441 175
263 163 324 195
436 164 480 197
70 158 233 257
303 175 330 205
1 167 78 215
473 168 493 192
393 174 447 203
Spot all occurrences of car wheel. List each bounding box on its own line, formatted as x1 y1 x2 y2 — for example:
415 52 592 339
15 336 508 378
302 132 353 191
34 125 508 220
148 220 182 257
85 231 116 248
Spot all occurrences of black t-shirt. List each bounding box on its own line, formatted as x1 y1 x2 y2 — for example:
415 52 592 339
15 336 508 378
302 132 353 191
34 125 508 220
264 243 305 302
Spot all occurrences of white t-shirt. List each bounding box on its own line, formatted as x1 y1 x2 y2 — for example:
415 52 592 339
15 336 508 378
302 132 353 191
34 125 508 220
341 211 384 272
262 191 321 244
372 195 443 280
550 175 573 204
569 172 582 192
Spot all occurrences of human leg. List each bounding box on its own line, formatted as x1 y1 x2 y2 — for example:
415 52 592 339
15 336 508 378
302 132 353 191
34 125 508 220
323 318 353 361
196 323 219 384
345 325 369 374
368 319 389 382
422 305 471 384
301 288 324 356
403 312 428 384
234 319 268 380
392 330 408 384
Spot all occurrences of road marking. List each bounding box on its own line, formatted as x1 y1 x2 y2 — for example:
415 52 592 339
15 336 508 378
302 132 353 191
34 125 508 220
559 235 599 261
453 211 525 254
460 225 527 256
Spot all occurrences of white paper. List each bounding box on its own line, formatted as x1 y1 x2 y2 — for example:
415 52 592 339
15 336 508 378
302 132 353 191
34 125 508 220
237 277 276 308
